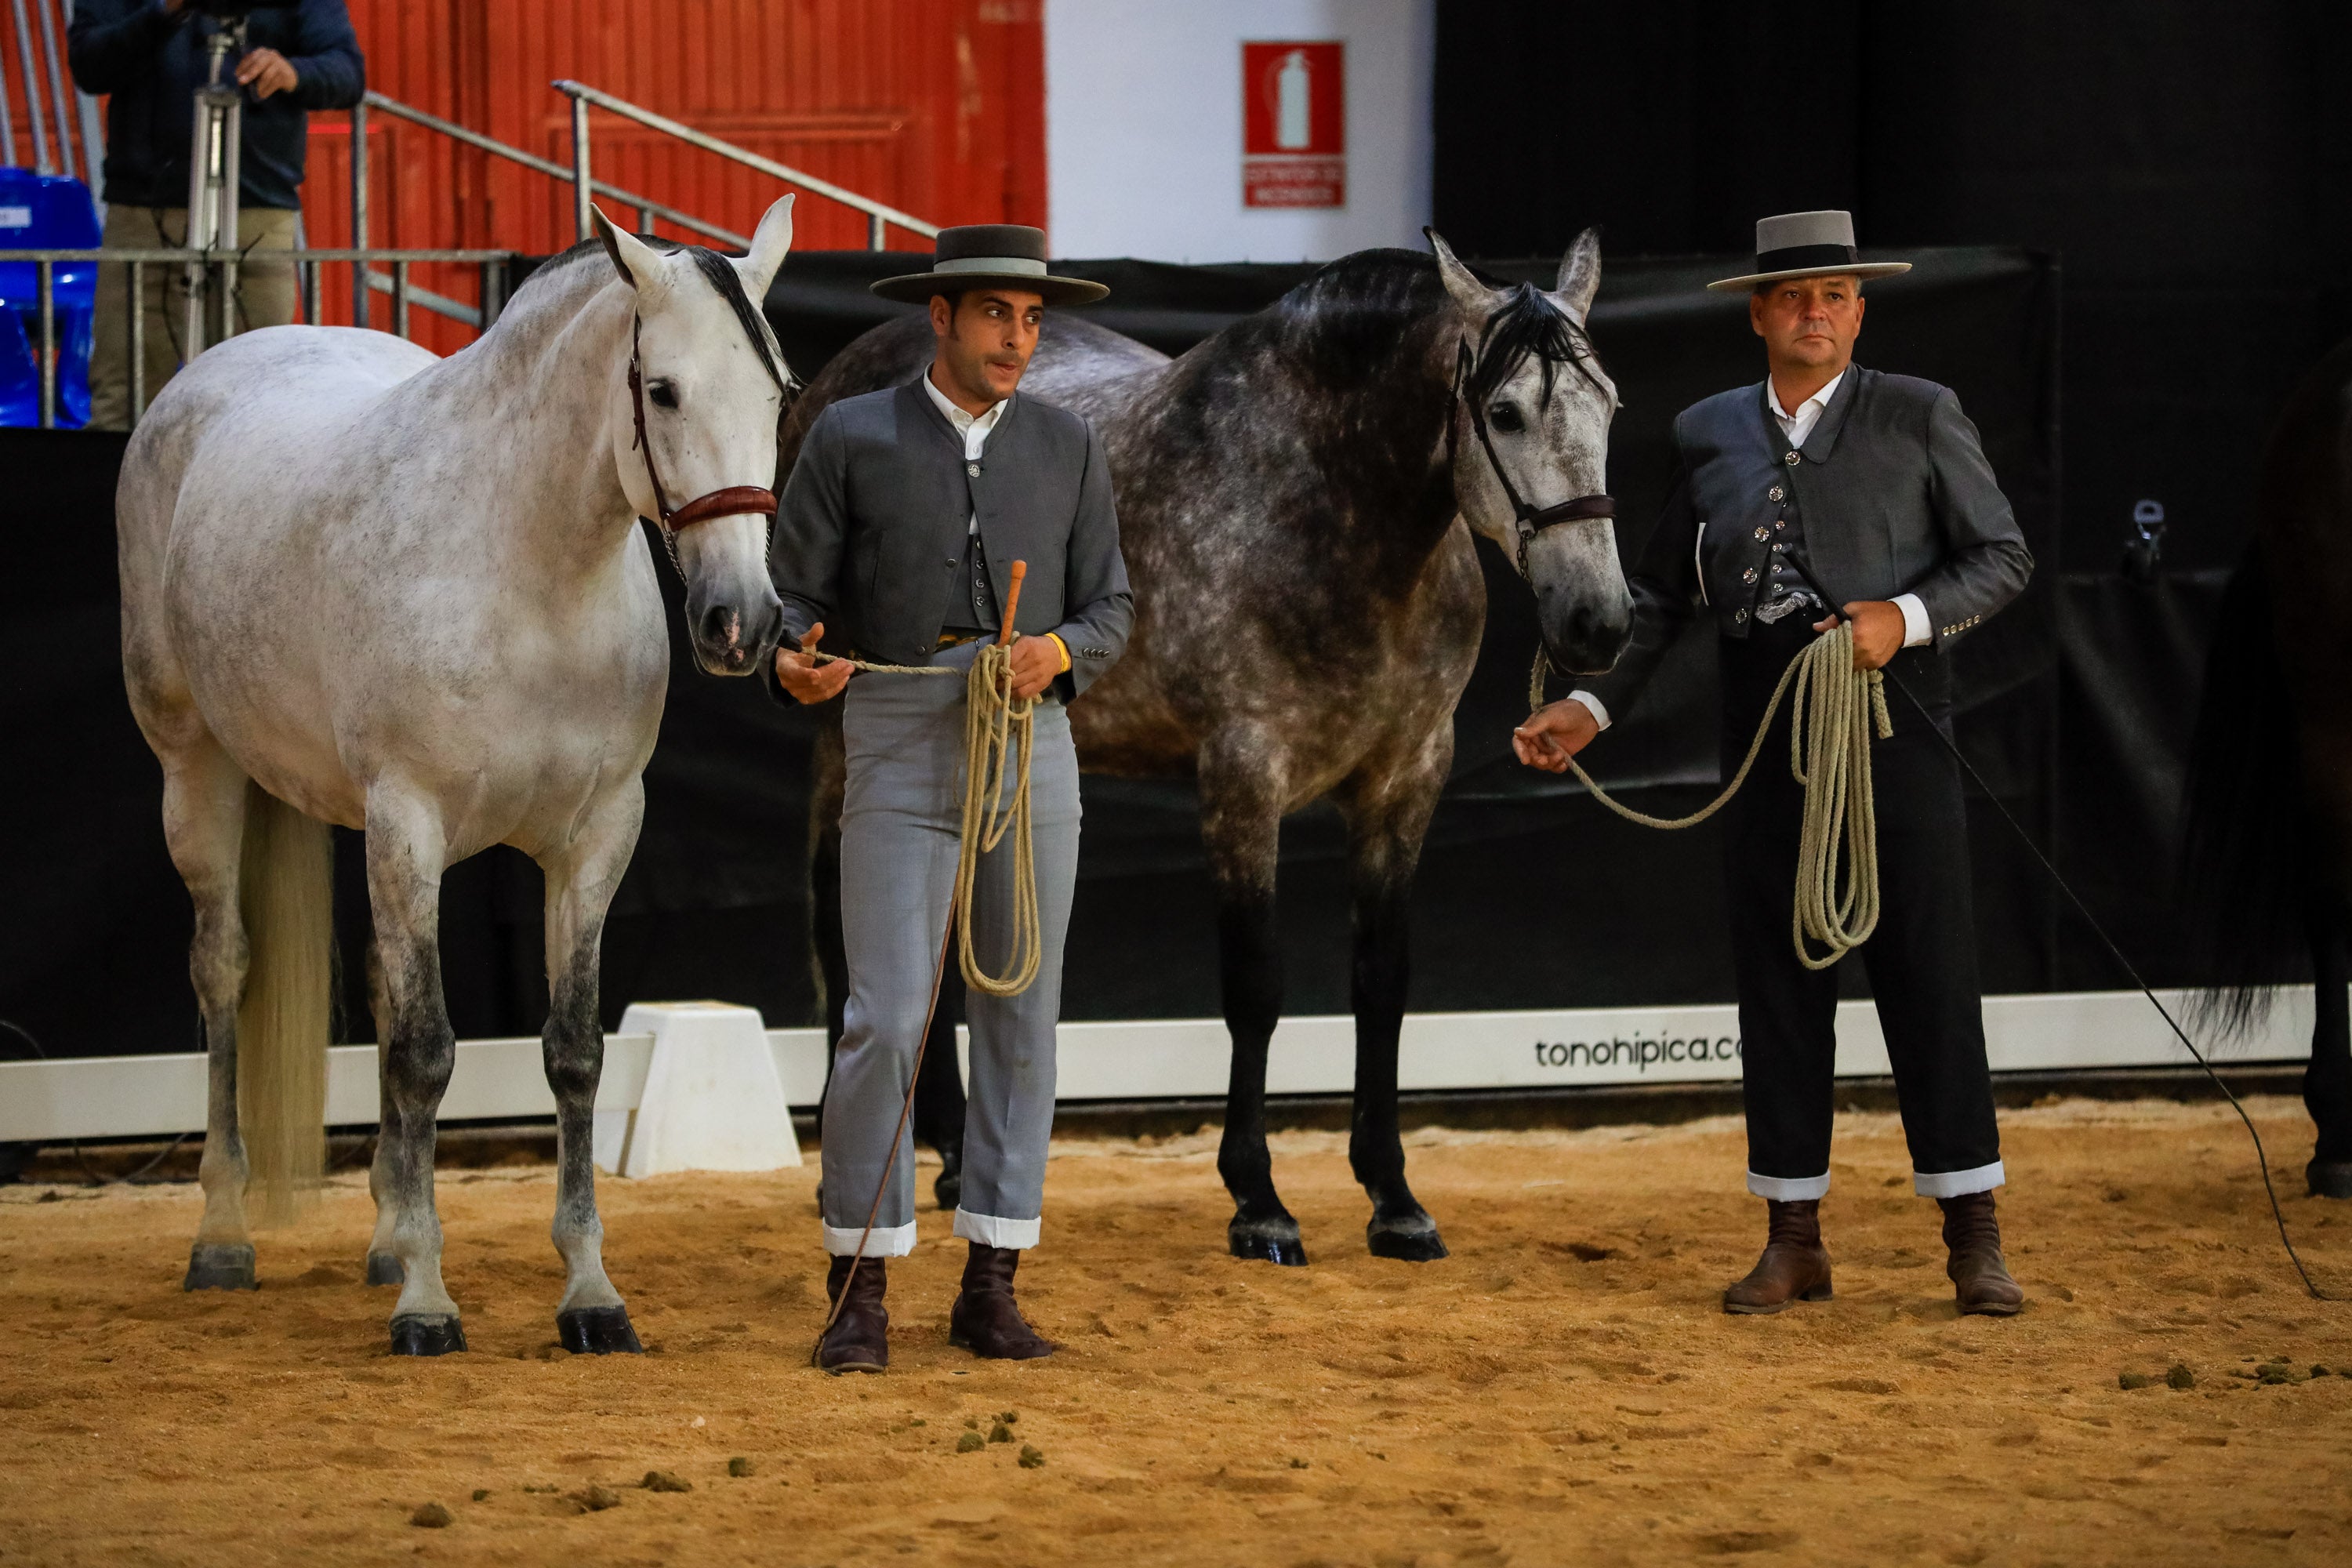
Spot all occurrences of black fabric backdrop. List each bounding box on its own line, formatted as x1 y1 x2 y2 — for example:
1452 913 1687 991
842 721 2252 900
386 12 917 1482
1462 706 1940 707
5 240 2212 1062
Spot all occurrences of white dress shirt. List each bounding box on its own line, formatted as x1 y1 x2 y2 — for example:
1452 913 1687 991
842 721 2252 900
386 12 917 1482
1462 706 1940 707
1564 366 1928 733
923 368 1007 537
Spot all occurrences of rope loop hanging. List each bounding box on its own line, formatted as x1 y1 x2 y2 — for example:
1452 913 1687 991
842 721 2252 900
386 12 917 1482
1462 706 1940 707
1554 622 1891 968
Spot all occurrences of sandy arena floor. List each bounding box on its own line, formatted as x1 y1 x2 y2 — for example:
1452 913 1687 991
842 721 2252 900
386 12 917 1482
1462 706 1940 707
3 1097 2351 1566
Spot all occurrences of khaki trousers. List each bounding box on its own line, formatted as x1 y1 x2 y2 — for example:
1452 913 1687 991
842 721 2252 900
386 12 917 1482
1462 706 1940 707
88 205 300 430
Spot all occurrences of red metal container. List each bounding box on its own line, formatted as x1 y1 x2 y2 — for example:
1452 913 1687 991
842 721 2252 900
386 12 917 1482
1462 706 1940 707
301 0 1047 352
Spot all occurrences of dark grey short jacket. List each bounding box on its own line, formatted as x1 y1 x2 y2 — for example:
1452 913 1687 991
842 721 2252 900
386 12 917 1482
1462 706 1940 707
1584 365 2032 720
769 381 1132 699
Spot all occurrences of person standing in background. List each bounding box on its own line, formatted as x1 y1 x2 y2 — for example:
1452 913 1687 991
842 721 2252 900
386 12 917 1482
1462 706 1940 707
68 0 363 430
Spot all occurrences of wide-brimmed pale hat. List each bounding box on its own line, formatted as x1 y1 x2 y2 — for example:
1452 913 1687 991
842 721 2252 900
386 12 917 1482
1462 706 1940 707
870 224 1109 307
1706 209 1911 292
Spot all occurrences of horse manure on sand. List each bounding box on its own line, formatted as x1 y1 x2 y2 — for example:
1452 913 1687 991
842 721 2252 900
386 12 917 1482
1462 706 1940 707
641 1469 692 1493
409 1503 452 1529
571 1485 622 1513
989 1421 1014 1443
1018 1445 1046 1469
956 1431 986 1454
727 1456 755 1477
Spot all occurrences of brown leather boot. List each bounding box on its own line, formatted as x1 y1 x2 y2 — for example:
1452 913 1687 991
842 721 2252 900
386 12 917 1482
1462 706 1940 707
816 1254 889 1373
1938 1192 2024 1316
1722 1199 1834 1315
949 1243 1059 1360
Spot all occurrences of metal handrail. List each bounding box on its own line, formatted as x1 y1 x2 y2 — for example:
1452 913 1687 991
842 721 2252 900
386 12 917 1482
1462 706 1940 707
551 79 939 249
359 89 750 249
0 245 515 430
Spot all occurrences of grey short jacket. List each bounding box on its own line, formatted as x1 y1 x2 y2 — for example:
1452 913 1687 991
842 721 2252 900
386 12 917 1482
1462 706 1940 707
1584 365 2032 721
769 381 1132 699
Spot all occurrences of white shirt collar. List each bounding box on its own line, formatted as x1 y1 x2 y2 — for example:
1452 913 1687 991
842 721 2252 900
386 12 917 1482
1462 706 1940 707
1766 368 1844 448
923 368 1008 458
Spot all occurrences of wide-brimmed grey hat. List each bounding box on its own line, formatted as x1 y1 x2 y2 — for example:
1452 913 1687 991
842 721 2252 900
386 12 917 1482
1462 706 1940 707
1706 209 1911 292
870 224 1109 307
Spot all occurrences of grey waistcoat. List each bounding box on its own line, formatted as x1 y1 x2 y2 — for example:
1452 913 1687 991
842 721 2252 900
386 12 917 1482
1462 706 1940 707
1584 365 2032 722
768 381 1133 699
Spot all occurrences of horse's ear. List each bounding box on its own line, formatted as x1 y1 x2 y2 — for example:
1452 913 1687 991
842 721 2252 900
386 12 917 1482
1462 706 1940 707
1425 227 1491 316
590 205 666 293
738 194 796 295
1552 227 1602 325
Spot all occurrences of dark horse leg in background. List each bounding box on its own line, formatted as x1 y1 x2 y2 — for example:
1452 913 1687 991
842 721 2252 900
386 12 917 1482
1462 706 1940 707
1200 737 1304 1264
2307 899 2352 1196
810 708 967 1210
1338 761 1449 1261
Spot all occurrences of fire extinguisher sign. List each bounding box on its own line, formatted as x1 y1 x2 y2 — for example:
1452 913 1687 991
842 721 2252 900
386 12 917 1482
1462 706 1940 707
1242 41 1345 209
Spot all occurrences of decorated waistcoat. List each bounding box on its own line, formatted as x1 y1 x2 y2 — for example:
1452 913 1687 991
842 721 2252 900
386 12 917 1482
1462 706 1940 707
1584 365 2033 724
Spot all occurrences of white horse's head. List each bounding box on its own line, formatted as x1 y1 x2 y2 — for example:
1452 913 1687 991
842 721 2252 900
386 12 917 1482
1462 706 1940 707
1431 227 1634 676
593 198 797 676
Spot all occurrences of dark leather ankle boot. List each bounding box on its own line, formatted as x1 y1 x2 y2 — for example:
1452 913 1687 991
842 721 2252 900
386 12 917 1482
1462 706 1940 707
949 1243 1059 1360
1722 1198 1834 1315
1938 1192 2024 1316
816 1254 889 1373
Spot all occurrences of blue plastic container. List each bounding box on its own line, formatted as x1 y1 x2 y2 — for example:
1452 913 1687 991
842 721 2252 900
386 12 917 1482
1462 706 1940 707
0 169 103 428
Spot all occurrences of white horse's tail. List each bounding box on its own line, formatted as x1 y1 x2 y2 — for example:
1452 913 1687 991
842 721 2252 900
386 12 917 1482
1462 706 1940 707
237 784 333 1225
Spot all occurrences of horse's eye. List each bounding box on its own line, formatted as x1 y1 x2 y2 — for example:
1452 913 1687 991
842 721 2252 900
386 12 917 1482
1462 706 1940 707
648 380 679 411
1490 403 1525 434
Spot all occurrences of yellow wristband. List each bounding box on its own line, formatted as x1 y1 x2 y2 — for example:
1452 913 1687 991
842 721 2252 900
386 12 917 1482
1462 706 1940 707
1046 632 1073 673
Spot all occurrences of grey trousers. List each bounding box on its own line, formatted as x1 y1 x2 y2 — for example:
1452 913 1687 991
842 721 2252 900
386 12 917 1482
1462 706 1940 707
821 642 1080 1257
89 205 299 432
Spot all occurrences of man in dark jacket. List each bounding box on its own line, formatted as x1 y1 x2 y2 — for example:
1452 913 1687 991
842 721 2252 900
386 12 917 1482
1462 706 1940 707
1513 210 2034 1319
69 0 364 427
768 225 1131 1372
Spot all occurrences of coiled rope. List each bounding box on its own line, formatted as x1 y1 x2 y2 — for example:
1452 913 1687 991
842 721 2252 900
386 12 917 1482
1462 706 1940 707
1548 622 1891 969
806 563 1043 1367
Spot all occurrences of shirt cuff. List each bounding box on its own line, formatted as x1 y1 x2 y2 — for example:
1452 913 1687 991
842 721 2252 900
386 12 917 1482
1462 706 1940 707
1046 632 1072 673
1565 690 1610 731
1893 593 1931 648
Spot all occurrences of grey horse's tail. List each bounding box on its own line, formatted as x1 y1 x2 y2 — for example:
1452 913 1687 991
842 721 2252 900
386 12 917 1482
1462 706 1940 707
2181 546 2310 1038
237 784 333 1224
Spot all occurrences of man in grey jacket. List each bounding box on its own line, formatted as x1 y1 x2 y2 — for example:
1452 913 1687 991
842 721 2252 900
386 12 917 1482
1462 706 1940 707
1514 211 2033 1318
769 225 1130 1371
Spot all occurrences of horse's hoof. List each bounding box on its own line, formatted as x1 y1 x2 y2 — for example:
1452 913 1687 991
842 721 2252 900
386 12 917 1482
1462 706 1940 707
1229 1218 1309 1267
557 1305 644 1356
388 1314 467 1356
365 1252 405 1287
1367 1217 1450 1263
2309 1160 2352 1200
183 1243 257 1292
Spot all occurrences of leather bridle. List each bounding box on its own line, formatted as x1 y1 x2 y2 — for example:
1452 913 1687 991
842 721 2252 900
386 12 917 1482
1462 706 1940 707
624 245 796 567
1447 329 1615 577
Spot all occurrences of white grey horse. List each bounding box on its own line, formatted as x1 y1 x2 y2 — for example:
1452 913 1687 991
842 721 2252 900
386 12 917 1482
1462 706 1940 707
116 198 797 1356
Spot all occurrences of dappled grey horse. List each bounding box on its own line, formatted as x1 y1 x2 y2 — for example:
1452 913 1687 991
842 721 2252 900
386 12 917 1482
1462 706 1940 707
116 198 797 1354
793 234 1630 1264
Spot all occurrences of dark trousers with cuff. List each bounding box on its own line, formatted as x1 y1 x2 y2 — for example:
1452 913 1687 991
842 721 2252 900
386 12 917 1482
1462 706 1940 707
1719 619 2004 1200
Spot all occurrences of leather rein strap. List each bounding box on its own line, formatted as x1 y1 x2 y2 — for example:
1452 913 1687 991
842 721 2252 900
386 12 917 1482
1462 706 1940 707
626 312 780 533
1449 333 1614 575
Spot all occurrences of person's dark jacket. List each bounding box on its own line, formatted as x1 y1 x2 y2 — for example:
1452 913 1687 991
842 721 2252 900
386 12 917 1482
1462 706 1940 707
768 381 1132 702
1583 364 2032 723
68 0 364 212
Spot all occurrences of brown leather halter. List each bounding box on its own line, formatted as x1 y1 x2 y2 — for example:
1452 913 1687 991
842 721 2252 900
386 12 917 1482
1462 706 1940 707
1447 331 1616 576
626 314 779 535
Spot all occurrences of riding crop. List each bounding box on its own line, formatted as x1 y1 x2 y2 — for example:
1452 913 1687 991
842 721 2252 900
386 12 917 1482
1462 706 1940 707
808 561 1047 1366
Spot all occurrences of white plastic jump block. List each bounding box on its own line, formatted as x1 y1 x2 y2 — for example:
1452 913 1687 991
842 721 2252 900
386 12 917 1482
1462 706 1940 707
593 1002 803 1177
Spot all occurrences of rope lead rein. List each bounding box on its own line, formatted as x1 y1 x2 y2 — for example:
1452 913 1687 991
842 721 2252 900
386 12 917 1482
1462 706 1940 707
1558 622 1889 970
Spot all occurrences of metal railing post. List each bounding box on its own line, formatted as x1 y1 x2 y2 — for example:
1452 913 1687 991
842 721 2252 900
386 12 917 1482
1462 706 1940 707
392 260 409 339
36 256 53 428
349 96 370 329
479 257 504 329
9 0 52 173
0 22 17 166
571 96 592 241
34 0 72 183
638 205 655 236
129 257 147 420
869 212 884 250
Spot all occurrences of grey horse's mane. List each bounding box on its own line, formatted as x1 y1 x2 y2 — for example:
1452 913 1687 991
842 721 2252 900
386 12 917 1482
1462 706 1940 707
505 235 791 389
